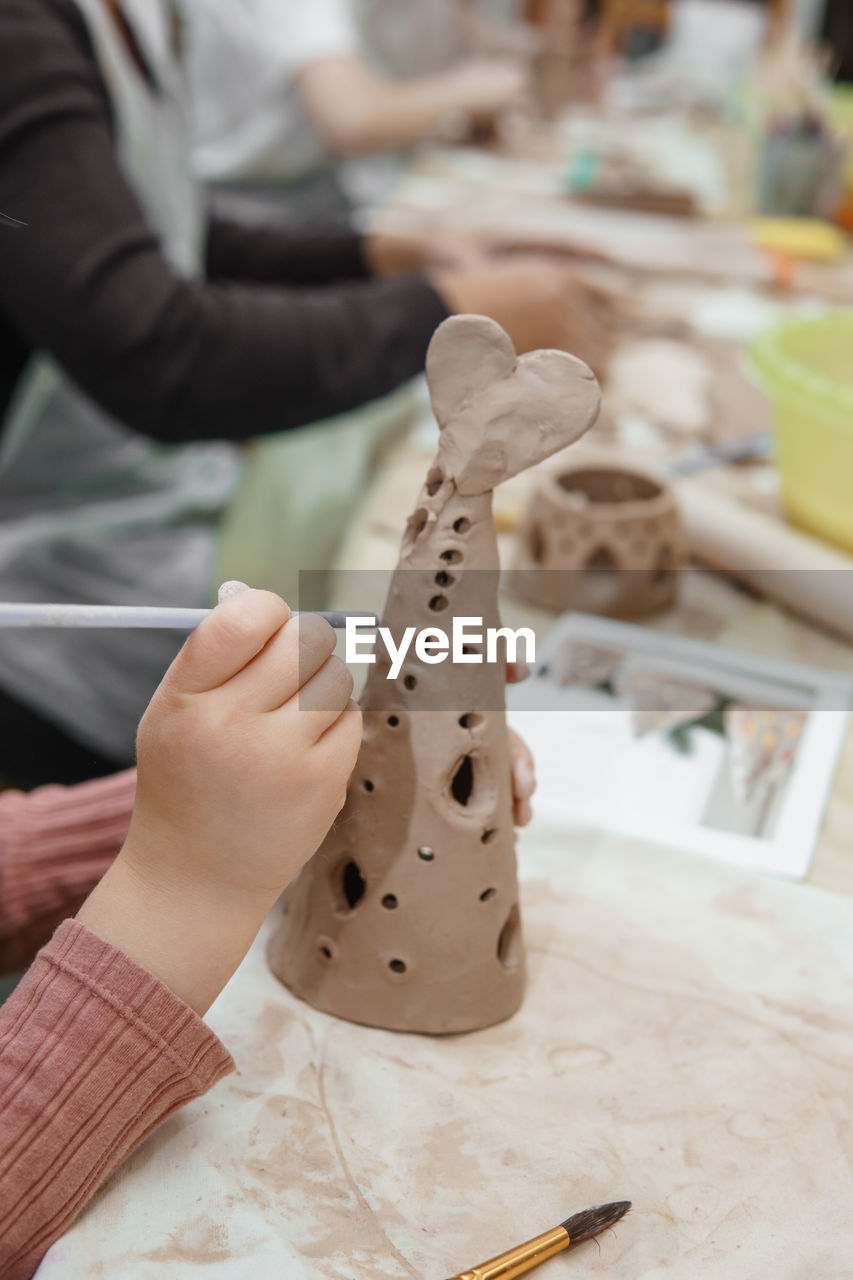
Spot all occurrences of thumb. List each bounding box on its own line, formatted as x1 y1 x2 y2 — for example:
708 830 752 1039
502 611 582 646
165 583 292 694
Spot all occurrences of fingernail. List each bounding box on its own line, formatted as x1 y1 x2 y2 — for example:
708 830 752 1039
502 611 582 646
217 580 252 603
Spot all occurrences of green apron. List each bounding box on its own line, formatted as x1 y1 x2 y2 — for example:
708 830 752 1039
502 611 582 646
216 385 417 606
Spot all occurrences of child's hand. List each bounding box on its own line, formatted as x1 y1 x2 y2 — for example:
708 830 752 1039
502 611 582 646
78 586 361 1013
129 585 360 906
506 661 536 827
508 728 535 828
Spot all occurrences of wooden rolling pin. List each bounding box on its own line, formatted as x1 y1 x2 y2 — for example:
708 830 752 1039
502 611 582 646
678 481 853 643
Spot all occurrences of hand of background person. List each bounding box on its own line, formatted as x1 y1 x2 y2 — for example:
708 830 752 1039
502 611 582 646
365 227 499 279
77 584 361 1013
440 56 533 126
432 253 618 376
507 661 536 827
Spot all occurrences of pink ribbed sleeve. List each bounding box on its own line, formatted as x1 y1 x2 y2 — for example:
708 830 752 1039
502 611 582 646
0 771 136 974
0 919 234 1279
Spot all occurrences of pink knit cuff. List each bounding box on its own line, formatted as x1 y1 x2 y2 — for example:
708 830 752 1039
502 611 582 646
0 771 137 971
31 918 234 1087
0 769 136 855
0 919 234 1279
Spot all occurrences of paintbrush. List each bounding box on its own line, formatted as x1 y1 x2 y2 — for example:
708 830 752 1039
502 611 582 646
445 1200 631 1280
0 603 376 631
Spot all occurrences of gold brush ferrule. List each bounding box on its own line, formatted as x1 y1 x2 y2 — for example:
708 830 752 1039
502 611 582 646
447 1225 570 1280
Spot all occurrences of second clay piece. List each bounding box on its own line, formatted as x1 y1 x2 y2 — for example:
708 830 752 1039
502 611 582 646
269 315 600 1033
511 458 684 618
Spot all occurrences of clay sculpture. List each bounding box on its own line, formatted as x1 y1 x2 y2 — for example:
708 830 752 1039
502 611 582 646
511 457 684 618
268 315 600 1033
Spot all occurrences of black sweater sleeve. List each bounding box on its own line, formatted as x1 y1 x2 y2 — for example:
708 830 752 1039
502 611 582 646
0 0 447 444
205 216 372 287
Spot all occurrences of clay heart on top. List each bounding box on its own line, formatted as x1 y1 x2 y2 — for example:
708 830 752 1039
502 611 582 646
426 314 601 497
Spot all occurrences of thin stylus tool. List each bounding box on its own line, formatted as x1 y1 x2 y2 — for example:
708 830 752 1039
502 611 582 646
0 603 376 631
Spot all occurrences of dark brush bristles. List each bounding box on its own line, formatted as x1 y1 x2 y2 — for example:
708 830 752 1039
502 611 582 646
561 1201 631 1245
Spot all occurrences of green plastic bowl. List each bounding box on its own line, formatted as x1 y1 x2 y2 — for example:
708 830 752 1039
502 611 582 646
749 311 853 553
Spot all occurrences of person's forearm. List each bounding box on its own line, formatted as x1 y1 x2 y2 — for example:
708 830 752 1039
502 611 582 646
358 71 476 149
0 771 135 974
76 847 268 1016
297 57 481 157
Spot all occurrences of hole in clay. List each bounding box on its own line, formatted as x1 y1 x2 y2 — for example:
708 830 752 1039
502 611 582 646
426 468 444 497
382 894 399 910
363 779 375 792
387 714 400 727
462 644 480 656
418 846 435 861
497 904 522 969
453 517 471 534
342 860 366 910
407 507 429 542
653 546 674 585
435 570 454 588
429 594 449 613
459 712 483 730
450 755 475 807
389 958 407 974
529 523 546 565
584 545 618 573
441 549 463 565
404 674 417 691
319 942 334 960
480 888 497 902
481 828 497 844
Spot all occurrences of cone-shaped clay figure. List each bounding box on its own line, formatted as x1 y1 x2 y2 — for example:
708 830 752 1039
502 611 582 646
268 316 600 1033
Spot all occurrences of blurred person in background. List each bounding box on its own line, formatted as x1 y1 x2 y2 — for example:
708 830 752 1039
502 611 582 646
0 0 601 790
185 0 533 218
822 0 853 82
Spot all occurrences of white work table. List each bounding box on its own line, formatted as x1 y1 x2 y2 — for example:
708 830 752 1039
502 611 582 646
40 819 853 1277
40 385 853 1279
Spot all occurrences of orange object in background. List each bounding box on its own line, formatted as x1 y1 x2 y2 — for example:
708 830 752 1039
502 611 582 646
838 197 853 231
767 249 797 289
750 218 847 289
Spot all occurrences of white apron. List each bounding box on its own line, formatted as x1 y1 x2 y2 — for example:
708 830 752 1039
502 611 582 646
0 0 240 762
0 0 413 765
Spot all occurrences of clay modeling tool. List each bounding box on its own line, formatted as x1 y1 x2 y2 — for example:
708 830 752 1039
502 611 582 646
0 212 25 228
0 603 376 630
667 431 772 477
445 1200 631 1279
